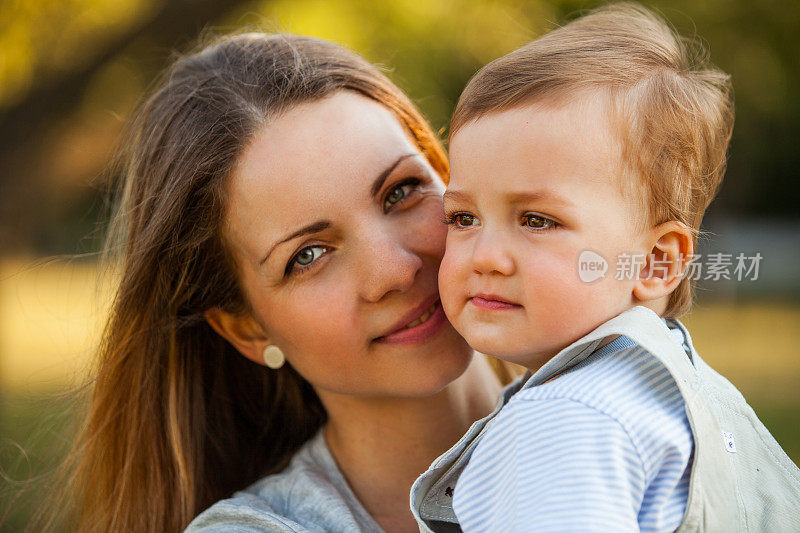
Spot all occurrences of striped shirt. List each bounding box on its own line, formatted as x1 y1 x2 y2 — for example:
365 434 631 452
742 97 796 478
452 328 693 532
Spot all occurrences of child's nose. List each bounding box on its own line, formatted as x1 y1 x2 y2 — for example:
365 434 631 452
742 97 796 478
471 230 516 277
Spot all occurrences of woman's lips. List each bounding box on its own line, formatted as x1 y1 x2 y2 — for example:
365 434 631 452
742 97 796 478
375 300 447 345
469 295 522 311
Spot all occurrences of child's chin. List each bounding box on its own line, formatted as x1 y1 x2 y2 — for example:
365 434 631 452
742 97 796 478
463 337 531 366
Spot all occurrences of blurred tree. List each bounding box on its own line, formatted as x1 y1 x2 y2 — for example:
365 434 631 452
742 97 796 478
0 0 797 256
0 0 257 253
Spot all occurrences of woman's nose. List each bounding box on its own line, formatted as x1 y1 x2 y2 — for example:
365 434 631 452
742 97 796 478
471 229 516 276
358 227 423 303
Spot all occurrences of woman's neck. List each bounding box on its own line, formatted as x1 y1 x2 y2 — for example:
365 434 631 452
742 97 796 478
319 354 502 533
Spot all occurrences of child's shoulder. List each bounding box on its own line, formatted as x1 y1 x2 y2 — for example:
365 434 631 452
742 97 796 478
505 337 692 457
521 336 673 400
455 338 695 530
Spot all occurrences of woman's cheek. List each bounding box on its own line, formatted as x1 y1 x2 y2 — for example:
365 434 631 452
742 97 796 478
406 198 448 256
279 294 360 381
438 236 468 320
269 277 352 345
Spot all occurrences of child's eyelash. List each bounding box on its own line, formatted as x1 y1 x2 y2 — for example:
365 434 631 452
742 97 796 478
442 212 478 227
441 212 559 230
522 213 559 230
442 212 461 225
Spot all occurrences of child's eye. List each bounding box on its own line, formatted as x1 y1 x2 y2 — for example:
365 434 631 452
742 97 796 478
444 213 481 228
383 178 421 211
523 213 558 230
285 245 329 276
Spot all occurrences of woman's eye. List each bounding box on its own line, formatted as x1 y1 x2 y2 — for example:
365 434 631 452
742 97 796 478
383 179 420 211
286 245 328 275
523 214 557 230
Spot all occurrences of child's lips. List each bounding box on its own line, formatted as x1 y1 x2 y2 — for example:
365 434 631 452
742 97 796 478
469 294 523 311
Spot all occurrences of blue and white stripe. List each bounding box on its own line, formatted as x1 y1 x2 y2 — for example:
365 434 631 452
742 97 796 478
453 330 693 532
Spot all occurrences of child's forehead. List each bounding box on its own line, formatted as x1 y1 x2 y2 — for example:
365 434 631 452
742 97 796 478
453 87 610 134
450 97 619 185
447 95 647 220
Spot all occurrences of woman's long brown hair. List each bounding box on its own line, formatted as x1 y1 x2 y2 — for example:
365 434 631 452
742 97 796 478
50 33 449 532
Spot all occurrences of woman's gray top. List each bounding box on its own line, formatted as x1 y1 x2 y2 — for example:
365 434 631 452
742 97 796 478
185 430 384 532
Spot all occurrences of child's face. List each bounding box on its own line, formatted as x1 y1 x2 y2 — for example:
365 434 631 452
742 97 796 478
441 98 649 369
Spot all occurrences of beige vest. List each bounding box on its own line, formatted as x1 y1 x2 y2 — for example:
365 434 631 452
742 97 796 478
528 307 800 531
410 306 800 531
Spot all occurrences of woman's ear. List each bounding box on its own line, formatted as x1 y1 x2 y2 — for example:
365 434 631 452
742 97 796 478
633 221 693 303
204 307 270 365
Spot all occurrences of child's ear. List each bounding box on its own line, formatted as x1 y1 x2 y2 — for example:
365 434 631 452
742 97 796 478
204 307 271 365
633 221 693 303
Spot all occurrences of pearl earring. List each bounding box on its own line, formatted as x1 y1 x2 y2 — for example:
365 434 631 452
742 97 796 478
262 345 285 369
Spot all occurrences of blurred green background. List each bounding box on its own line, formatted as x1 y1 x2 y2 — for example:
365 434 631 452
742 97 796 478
1 0 798 530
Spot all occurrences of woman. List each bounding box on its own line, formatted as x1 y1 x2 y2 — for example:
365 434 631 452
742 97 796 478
61 33 508 532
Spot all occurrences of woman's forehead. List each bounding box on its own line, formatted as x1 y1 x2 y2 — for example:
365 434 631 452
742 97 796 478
234 92 417 197
225 91 423 257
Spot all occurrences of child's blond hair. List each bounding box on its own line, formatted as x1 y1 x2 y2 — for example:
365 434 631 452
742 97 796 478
451 2 734 317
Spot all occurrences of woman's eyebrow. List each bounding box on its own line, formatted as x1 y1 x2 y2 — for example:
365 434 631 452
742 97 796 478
369 153 419 198
260 220 331 266
259 154 420 267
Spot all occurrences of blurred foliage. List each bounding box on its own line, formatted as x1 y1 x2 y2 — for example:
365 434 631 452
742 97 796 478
0 392 78 531
0 0 800 253
0 0 156 108
0 0 798 255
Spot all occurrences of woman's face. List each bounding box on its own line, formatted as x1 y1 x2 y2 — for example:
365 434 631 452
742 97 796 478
221 91 472 398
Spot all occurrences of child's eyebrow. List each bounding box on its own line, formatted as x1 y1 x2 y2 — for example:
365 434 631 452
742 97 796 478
442 189 472 204
443 189 574 208
505 191 574 207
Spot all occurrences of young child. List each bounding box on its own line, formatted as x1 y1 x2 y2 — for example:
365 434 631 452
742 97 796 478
411 3 800 532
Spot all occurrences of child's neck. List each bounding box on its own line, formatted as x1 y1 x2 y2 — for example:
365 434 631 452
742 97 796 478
528 300 669 374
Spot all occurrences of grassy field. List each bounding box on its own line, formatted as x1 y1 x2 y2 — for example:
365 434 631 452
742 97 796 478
0 259 799 529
